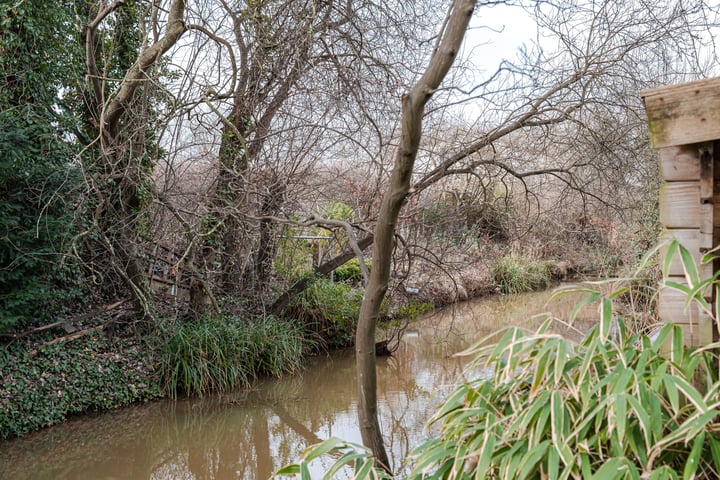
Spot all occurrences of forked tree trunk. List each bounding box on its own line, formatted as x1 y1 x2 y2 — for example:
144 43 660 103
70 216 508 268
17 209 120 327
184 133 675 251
355 0 477 470
85 0 187 318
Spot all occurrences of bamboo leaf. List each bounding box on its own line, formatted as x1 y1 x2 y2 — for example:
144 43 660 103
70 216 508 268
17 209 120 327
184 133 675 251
551 391 565 448
599 296 613 342
303 437 345 462
518 440 550 478
274 464 301 475
473 420 497 478
678 242 700 286
663 241 679 278
571 292 602 324
682 431 705 480
616 393 627 442
591 458 624 479
554 341 569 385
301 461 311 480
353 458 375 479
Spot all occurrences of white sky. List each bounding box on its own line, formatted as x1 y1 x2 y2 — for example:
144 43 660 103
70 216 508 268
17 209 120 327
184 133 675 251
465 4 538 73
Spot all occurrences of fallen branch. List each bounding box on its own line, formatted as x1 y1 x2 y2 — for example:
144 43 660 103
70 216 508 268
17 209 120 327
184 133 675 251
29 325 106 357
0 300 127 339
270 234 374 315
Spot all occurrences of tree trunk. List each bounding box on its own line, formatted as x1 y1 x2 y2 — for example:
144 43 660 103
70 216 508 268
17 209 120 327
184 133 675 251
355 0 477 470
84 0 187 318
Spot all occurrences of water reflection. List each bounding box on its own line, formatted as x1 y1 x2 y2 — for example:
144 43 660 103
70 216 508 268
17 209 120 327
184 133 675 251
0 288 596 479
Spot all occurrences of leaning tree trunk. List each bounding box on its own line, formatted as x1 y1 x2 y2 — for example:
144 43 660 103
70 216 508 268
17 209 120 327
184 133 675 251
355 0 477 470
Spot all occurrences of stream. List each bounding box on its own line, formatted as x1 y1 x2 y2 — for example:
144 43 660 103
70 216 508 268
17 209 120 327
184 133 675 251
0 288 597 479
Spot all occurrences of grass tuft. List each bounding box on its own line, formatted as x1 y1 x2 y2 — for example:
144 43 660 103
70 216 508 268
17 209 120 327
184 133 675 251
156 314 307 398
492 254 554 294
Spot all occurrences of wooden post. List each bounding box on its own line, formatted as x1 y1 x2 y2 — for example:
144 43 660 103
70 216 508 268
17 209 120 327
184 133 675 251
643 77 720 347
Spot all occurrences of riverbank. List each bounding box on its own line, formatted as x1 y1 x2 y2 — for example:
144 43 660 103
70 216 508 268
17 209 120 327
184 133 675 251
0 287 598 478
0 253 601 441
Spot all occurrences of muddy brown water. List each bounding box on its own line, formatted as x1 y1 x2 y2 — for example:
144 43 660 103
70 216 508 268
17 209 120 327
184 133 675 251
0 288 597 479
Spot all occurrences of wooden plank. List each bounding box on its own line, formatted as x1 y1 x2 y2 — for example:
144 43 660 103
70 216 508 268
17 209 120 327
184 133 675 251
659 145 700 181
698 203 715 236
642 77 720 148
660 182 699 228
658 283 699 325
659 184 720 236
699 231 714 252
697 311 715 345
674 321 714 347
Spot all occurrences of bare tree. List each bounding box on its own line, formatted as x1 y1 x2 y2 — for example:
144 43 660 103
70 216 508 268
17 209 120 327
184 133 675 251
356 0 478 468
355 0 718 467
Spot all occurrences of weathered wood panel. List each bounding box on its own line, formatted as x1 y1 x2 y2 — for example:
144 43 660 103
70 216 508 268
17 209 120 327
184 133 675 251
660 182 699 228
699 142 714 201
659 146 700 181
658 282 699 325
642 77 720 148
675 320 714 347
659 183 720 229
659 279 715 346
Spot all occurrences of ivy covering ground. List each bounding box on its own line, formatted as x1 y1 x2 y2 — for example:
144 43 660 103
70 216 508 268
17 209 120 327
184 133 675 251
0 335 162 440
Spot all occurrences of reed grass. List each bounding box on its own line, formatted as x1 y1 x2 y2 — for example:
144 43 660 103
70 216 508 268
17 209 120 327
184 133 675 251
492 254 554 294
157 314 307 397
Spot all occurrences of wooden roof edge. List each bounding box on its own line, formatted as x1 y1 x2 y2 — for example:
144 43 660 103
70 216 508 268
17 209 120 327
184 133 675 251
641 76 720 100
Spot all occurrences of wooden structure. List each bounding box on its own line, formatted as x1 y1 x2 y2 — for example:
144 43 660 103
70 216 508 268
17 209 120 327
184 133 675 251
643 77 720 346
146 243 190 300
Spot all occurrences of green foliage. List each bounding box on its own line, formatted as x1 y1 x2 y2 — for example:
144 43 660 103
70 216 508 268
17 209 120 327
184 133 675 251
275 227 315 282
0 108 83 332
0 0 85 332
333 258 372 284
290 279 364 348
407 313 720 479
156 314 307 398
492 254 554 294
0 335 161 440
274 437 392 480
0 0 76 108
321 201 355 222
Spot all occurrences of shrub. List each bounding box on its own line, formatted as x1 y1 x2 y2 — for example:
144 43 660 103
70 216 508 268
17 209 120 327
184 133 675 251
409 317 720 479
289 279 364 349
0 109 84 332
333 258 371 284
156 314 306 398
278 320 720 480
492 254 554 294
395 299 434 322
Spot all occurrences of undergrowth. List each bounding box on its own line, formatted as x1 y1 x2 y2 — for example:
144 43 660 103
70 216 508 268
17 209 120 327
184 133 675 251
288 279 365 349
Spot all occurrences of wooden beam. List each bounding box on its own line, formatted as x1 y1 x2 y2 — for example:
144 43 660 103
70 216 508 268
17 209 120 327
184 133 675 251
659 183 720 228
643 77 720 148
699 143 714 201
659 145 700 181
660 182 699 228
